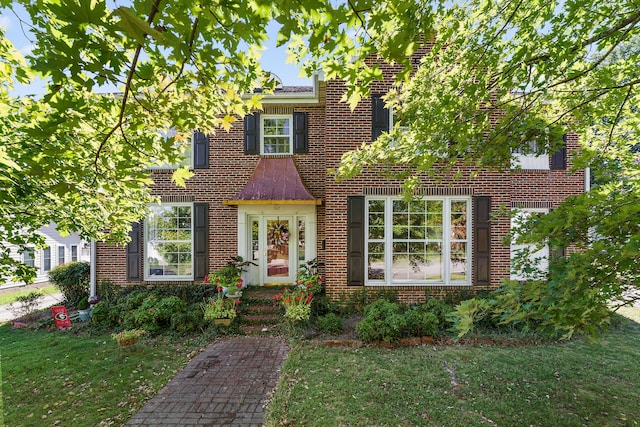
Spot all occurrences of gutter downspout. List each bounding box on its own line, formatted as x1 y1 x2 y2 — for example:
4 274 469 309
585 166 591 192
90 239 96 297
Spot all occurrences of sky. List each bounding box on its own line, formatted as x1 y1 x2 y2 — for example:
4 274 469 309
0 5 312 97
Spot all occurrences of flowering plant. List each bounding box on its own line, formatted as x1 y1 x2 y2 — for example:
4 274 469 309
205 256 254 296
273 288 313 321
88 295 100 305
295 258 323 295
111 329 145 342
202 295 239 320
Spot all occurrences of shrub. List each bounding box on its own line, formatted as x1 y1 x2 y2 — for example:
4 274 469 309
418 298 454 329
171 306 206 334
95 280 125 305
125 295 188 335
48 261 89 306
404 309 439 337
316 313 343 335
90 301 122 329
9 291 44 320
336 288 399 314
356 300 406 343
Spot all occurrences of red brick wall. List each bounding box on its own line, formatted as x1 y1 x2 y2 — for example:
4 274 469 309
96 59 584 303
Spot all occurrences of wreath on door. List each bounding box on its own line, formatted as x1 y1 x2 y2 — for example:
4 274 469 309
268 222 290 247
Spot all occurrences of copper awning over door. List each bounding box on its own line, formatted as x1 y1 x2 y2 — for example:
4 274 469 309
224 157 322 205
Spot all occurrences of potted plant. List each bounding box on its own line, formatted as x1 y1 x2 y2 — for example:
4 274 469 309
202 294 239 326
204 256 256 297
76 296 91 321
295 258 324 295
112 329 145 347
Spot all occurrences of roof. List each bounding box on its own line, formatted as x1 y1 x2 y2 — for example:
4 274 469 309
224 157 322 205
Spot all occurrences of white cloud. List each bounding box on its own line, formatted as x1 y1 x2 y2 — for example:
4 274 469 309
20 43 35 56
0 15 11 31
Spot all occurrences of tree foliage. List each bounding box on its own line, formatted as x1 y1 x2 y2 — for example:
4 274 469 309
0 0 638 336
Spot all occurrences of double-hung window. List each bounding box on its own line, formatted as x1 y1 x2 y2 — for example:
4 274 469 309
144 204 193 280
510 208 549 281
365 197 471 285
261 115 292 154
512 140 549 170
58 246 65 265
43 247 51 272
23 248 35 268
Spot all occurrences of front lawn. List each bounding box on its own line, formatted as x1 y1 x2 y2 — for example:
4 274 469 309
266 313 640 426
0 325 204 426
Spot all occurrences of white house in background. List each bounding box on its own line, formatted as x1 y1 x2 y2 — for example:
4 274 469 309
2 224 90 287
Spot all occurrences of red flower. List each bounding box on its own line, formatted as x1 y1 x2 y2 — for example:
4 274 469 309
204 274 209 282
234 300 241 305
236 283 242 289
217 286 223 292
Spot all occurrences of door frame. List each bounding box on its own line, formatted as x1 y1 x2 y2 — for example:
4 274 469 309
237 204 317 286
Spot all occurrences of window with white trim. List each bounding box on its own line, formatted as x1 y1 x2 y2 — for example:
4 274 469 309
366 197 471 285
23 247 35 268
58 246 65 265
71 245 78 262
261 115 292 154
43 247 51 271
511 140 549 170
510 208 549 281
150 130 193 169
145 204 193 280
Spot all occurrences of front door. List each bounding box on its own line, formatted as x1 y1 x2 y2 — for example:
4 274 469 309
264 217 294 283
241 206 316 286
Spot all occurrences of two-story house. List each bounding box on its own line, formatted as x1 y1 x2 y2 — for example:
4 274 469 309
95 60 585 303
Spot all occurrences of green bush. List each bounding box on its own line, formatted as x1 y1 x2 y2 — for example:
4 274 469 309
48 262 89 306
418 298 454 329
90 301 123 329
356 300 406 343
337 288 399 314
124 291 148 310
316 313 343 335
404 309 439 337
171 305 206 334
95 280 125 305
125 295 188 335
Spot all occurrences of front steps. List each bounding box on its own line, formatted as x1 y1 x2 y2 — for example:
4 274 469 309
239 286 288 335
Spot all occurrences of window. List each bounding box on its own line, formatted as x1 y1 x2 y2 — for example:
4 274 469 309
144 204 193 280
149 130 209 170
71 245 78 262
23 248 35 268
512 140 549 170
261 115 292 154
510 209 549 281
43 247 51 271
365 197 471 285
58 246 65 265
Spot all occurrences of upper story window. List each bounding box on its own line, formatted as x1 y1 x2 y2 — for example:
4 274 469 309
43 247 51 272
149 130 209 170
262 115 292 154
244 112 308 155
511 140 549 170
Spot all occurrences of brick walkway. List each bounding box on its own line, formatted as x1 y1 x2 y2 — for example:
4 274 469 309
126 336 289 427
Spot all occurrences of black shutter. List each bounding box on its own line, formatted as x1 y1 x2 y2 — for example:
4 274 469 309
473 196 491 286
193 202 209 281
244 113 260 154
293 112 309 153
347 196 365 287
371 94 389 141
551 135 567 170
193 130 209 169
126 222 142 281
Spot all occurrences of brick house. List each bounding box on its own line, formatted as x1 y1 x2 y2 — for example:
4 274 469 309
95 61 585 303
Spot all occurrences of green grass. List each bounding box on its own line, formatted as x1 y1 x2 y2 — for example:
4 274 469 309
266 315 640 426
0 285 58 306
0 325 206 426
